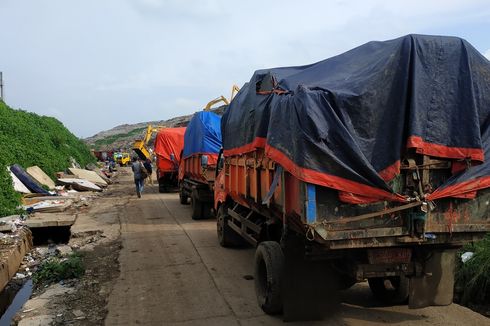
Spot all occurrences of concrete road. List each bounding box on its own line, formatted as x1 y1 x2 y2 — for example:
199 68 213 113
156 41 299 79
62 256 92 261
105 174 489 325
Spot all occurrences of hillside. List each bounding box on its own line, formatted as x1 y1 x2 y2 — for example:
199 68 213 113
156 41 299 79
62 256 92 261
85 105 227 151
0 100 95 216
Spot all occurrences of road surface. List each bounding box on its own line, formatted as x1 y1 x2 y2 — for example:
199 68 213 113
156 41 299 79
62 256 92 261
105 171 489 325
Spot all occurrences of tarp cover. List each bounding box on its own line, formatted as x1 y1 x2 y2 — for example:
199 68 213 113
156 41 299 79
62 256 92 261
221 34 490 203
154 127 186 171
183 111 222 158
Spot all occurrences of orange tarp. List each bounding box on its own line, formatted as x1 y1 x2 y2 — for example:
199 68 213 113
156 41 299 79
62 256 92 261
154 127 186 172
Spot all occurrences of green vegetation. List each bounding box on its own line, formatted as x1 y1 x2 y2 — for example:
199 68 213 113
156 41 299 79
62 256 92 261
33 253 85 284
0 100 95 216
92 127 146 149
455 233 490 306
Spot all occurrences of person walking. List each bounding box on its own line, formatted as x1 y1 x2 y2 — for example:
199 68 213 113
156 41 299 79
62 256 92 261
131 156 145 198
143 158 153 186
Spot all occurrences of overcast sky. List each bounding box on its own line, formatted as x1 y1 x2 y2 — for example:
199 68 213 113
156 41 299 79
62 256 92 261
1 0 490 138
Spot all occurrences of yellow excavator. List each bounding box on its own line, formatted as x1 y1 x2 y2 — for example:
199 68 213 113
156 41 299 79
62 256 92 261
203 84 240 111
132 125 165 160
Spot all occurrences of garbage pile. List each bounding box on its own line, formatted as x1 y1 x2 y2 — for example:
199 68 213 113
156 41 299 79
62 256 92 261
7 162 115 214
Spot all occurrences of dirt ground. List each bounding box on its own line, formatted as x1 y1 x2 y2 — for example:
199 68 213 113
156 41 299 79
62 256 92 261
14 169 490 325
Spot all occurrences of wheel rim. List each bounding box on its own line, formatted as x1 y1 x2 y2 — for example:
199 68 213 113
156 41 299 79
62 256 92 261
217 208 225 241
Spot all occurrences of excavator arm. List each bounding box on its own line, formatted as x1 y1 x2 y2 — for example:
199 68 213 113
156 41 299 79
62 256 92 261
203 84 240 111
133 125 165 160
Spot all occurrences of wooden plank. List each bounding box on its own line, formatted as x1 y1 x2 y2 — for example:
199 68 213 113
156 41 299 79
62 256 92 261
58 178 102 192
68 168 107 187
26 166 56 190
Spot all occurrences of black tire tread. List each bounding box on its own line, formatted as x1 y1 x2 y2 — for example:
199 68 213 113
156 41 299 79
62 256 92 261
254 241 284 314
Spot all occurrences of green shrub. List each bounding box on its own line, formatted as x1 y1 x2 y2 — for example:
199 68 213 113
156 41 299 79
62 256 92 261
0 100 96 216
33 253 85 284
455 233 490 305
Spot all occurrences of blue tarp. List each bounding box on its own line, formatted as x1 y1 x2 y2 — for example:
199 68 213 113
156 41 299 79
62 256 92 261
183 111 222 157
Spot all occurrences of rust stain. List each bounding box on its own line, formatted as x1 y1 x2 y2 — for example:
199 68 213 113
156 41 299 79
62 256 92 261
443 202 457 233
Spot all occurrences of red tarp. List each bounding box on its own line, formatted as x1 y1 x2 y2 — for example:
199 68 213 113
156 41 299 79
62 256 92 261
154 128 186 172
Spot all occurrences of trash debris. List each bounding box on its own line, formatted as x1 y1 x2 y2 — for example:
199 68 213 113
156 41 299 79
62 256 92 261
424 233 437 240
7 167 31 194
10 164 51 195
461 251 475 263
57 178 102 192
68 168 108 187
14 273 27 279
22 200 73 213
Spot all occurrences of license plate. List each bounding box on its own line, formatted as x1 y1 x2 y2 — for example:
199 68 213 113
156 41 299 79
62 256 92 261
368 248 412 264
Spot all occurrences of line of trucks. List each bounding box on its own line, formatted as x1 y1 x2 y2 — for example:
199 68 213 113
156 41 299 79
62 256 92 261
146 35 490 320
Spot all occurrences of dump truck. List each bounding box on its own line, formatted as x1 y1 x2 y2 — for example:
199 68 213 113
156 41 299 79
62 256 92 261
179 111 222 219
113 152 130 166
154 127 186 193
214 35 490 320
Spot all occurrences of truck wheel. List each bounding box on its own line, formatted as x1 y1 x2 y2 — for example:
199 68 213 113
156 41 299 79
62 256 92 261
179 189 189 205
368 275 409 304
255 241 284 315
159 183 166 193
202 203 213 219
217 205 243 247
191 190 204 220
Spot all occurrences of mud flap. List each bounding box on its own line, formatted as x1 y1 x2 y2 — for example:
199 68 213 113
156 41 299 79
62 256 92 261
408 249 456 308
282 233 339 321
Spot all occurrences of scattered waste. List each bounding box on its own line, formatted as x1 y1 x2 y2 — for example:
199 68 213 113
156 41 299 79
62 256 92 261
8 168 31 194
23 200 73 213
68 168 108 187
57 178 102 192
461 251 475 263
10 164 51 195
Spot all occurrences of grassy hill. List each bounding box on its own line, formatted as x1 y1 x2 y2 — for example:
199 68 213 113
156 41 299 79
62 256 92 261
84 105 227 151
0 100 95 216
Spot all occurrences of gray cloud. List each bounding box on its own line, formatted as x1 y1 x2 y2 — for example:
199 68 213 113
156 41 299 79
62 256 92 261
0 0 489 137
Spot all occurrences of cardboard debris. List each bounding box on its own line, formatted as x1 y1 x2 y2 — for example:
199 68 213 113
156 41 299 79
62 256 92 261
26 166 56 190
7 168 31 194
22 196 79 206
57 178 102 192
68 168 107 187
23 199 73 213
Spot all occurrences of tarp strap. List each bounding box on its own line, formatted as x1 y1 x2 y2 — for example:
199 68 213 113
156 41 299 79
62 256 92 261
262 165 283 205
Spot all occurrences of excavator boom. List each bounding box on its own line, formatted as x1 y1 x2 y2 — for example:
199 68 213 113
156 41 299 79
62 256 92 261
133 125 165 160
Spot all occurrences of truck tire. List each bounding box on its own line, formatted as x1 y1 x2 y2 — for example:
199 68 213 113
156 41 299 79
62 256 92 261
159 182 166 193
179 189 189 205
255 241 284 315
202 203 213 219
191 189 204 220
217 205 244 247
368 275 409 304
